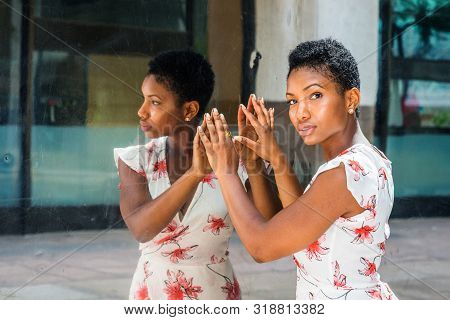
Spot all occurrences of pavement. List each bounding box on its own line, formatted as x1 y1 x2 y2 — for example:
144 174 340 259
0 218 449 300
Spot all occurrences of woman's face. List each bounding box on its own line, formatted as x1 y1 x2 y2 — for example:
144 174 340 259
138 75 185 138
286 67 349 146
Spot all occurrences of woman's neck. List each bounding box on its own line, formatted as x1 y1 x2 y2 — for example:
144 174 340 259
166 126 195 178
321 120 370 161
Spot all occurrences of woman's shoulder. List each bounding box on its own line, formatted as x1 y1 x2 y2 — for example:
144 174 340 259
327 144 391 173
113 136 168 171
310 144 392 206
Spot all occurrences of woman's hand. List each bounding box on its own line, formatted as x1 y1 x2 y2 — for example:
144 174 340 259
197 108 239 177
234 95 282 165
190 117 213 179
236 95 260 165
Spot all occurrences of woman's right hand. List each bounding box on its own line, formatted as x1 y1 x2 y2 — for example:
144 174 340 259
236 95 260 165
190 116 213 179
234 95 282 165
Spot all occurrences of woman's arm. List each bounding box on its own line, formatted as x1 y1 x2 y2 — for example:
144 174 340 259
218 165 361 262
198 113 363 263
118 128 210 243
270 150 304 207
235 98 303 207
245 159 282 220
118 160 203 243
234 97 282 219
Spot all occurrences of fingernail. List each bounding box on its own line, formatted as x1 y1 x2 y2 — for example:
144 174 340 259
219 113 225 120
206 113 211 119
242 106 247 110
234 136 242 142
197 126 201 131
261 97 265 104
251 93 256 99
239 104 245 108
212 108 218 114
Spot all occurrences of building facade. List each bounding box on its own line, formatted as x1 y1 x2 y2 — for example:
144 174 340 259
0 0 449 234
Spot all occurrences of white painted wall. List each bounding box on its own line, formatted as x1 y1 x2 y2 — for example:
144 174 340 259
255 0 379 107
316 0 379 106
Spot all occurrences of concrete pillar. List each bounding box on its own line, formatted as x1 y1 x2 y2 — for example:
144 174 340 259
207 0 243 123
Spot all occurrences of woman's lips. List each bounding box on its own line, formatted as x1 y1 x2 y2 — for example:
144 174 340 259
297 124 316 137
140 122 152 132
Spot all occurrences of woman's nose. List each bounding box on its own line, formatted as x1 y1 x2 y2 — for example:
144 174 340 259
296 100 310 121
137 104 149 120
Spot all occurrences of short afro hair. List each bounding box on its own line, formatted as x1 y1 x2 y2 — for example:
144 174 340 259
147 50 215 116
288 38 360 94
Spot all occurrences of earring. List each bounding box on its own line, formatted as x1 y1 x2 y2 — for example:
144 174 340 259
185 117 190 122
348 109 354 115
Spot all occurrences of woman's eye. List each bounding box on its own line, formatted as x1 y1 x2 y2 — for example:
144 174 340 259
151 100 160 106
311 93 322 100
286 99 297 106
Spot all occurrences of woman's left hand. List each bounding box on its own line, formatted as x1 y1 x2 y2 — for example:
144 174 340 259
197 108 239 177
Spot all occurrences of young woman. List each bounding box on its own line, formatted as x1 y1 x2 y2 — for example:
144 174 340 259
113 50 278 300
198 39 398 300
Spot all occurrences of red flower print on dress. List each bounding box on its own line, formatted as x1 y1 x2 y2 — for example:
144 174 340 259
221 275 241 300
360 195 377 220
366 285 383 300
202 173 217 189
146 142 155 168
202 214 229 235
306 235 329 261
358 257 378 280
164 270 203 300
346 223 379 244
378 167 392 199
135 282 150 300
154 225 189 246
384 285 394 300
378 242 386 254
347 159 369 181
333 261 351 289
293 256 303 269
143 261 152 279
210 255 226 264
378 167 387 189
162 245 198 263
152 159 167 180
161 220 178 233
339 147 356 156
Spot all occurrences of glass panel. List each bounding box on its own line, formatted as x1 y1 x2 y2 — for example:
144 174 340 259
386 134 450 197
34 0 188 31
388 1 450 198
392 0 450 60
30 52 148 206
27 0 194 207
388 79 450 129
0 0 22 207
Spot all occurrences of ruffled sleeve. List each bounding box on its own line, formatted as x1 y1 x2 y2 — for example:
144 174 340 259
310 146 380 220
340 151 379 217
113 144 149 177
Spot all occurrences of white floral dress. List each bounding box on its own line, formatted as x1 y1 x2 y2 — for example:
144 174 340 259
114 136 248 300
293 144 398 300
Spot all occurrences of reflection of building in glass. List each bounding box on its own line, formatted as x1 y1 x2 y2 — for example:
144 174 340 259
378 0 450 212
0 0 448 234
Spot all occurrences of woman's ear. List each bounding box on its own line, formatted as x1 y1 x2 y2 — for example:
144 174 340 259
183 101 200 122
345 88 361 115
